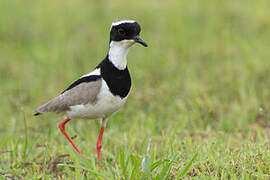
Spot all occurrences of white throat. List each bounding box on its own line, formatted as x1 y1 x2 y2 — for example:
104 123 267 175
108 40 135 70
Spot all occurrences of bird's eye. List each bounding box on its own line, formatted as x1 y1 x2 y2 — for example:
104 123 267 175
118 28 125 35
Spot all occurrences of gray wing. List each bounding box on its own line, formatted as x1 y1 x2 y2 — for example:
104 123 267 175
34 79 102 115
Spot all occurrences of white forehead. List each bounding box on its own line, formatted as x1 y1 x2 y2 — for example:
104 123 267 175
111 20 136 27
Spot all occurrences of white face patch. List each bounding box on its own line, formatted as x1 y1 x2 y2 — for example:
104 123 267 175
111 40 135 47
108 40 135 70
111 20 136 29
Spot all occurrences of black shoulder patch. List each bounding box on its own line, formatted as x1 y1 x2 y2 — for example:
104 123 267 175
62 75 101 94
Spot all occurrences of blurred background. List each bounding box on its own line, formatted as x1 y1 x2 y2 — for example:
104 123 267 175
0 0 269 178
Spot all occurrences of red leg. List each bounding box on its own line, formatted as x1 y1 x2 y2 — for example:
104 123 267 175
58 117 85 158
96 126 105 169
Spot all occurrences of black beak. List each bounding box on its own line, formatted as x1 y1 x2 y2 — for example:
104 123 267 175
133 35 148 47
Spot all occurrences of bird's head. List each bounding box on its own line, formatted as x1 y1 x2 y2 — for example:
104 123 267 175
110 20 148 48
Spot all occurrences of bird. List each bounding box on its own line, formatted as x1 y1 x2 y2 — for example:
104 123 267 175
34 20 147 168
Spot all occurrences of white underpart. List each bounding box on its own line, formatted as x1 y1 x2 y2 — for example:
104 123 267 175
81 68 101 78
108 40 135 70
111 20 136 29
67 79 128 119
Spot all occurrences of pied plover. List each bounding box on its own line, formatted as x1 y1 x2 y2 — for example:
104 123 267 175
34 20 147 168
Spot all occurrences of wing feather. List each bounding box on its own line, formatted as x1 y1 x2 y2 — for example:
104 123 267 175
34 76 102 115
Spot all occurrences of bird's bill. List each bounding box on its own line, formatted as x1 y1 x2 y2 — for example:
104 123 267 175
133 35 148 47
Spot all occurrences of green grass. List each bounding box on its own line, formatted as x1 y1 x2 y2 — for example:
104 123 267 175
1 0 270 179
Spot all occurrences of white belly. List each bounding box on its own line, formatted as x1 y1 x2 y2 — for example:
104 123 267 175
67 80 128 119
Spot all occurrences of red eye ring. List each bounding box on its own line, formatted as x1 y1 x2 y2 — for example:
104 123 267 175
118 28 125 35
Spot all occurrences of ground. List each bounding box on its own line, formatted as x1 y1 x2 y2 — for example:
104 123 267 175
0 0 270 179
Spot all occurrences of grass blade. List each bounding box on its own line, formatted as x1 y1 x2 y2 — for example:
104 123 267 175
177 152 198 178
22 111 28 160
155 152 178 180
119 146 128 179
130 156 141 180
142 155 150 180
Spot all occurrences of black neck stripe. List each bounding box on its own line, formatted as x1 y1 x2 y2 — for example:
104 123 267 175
98 56 131 98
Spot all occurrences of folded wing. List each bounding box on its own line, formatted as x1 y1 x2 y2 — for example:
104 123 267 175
34 75 102 115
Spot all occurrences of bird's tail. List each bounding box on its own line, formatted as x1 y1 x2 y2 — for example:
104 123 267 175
34 112 41 116
34 95 68 116
34 102 51 116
